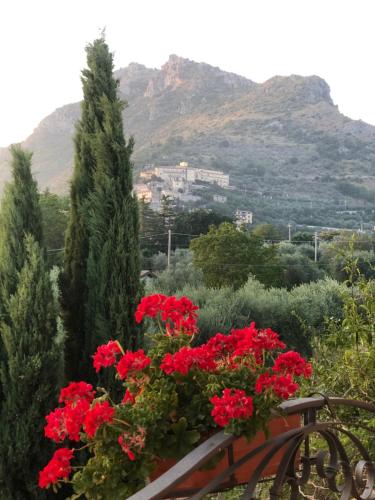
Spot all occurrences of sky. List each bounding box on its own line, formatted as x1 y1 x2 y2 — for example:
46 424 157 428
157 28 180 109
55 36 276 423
0 0 374 147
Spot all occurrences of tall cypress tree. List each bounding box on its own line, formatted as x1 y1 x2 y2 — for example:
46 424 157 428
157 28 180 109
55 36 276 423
61 36 118 380
84 86 141 375
0 145 43 300
0 236 63 499
0 145 43 406
0 146 63 498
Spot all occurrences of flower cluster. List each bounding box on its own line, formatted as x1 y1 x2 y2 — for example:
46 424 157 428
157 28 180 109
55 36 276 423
135 294 198 335
83 401 115 438
160 346 216 375
39 294 313 495
272 351 312 378
40 383 115 488
39 448 74 489
255 372 299 400
45 382 96 442
210 389 254 427
93 340 122 373
116 349 151 380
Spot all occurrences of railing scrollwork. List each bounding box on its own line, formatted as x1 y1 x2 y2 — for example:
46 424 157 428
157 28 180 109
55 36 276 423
128 396 375 500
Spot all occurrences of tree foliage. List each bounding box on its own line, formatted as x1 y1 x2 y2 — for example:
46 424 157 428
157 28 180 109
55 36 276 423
190 223 280 289
84 90 141 368
62 36 141 381
0 237 63 499
0 145 43 301
39 190 69 267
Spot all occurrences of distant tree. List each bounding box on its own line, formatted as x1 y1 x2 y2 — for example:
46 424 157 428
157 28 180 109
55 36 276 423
190 222 280 289
39 190 69 267
83 39 141 377
277 243 325 289
0 236 63 499
139 198 166 257
252 223 283 242
291 231 314 244
173 209 232 248
61 36 129 380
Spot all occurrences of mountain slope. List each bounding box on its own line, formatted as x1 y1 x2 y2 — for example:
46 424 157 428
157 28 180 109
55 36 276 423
0 55 374 223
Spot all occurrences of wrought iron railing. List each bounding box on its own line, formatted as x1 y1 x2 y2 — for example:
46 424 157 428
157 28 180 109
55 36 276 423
128 396 375 500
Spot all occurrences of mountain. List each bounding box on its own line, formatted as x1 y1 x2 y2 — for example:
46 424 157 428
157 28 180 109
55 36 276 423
0 55 374 226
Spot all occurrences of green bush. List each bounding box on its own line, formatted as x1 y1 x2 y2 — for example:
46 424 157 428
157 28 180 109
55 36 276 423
147 277 344 356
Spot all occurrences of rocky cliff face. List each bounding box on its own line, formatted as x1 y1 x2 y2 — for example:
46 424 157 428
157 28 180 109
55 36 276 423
0 55 374 206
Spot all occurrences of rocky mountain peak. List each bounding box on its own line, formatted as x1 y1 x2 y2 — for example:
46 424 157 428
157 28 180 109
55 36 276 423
145 55 254 97
260 74 333 106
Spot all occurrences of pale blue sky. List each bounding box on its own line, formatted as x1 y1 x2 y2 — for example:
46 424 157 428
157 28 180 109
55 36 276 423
0 0 374 147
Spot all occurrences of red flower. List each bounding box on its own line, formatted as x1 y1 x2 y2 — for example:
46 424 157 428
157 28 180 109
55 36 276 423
273 351 313 379
122 389 136 405
135 294 167 323
231 324 286 361
162 296 199 336
64 399 90 441
210 389 254 427
255 372 274 394
255 372 299 400
271 374 299 400
59 382 95 406
116 350 151 380
38 448 74 489
44 408 67 443
160 346 216 376
44 400 89 443
83 401 115 438
93 340 122 373
135 294 199 336
205 333 238 357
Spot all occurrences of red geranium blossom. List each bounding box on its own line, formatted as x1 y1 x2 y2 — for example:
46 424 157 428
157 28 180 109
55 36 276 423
135 294 198 336
210 389 254 427
83 401 115 438
135 294 167 323
255 372 299 400
160 346 216 376
59 381 95 406
116 350 151 380
231 324 286 361
93 340 122 373
39 448 74 489
44 400 89 442
273 351 313 379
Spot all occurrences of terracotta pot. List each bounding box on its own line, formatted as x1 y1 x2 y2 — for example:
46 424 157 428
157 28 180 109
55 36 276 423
151 414 300 493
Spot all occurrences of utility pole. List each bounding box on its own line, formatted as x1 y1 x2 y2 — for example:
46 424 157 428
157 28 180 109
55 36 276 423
314 231 318 262
167 229 172 269
288 223 292 242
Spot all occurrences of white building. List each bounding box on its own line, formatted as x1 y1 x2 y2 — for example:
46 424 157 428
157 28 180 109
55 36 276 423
134 184 153 203
213 194 227 203
235 209 253 226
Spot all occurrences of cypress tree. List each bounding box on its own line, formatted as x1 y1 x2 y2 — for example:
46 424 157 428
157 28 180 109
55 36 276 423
84 85 141 375
61 36 118 380
0 236 63 499
0 145 43 300
0 146 63 498
0 145 43 409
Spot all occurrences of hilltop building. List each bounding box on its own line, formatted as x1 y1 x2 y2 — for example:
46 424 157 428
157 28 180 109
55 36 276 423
235 209 253 227
135 162 230 210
